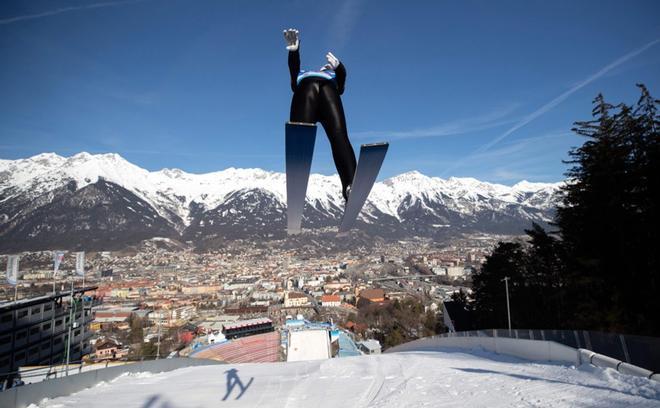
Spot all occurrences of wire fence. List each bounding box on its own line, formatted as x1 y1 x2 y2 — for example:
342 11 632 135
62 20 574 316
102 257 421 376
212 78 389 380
439 329 660 373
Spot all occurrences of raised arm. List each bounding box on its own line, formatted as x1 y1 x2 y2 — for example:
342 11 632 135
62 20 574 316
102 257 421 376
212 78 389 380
284 28 300 92
335 63 346 95
326 52 346 95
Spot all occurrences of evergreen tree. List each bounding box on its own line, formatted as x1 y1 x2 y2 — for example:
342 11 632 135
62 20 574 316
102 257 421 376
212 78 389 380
522 223 566 329
471 86 659 335
556 85 659 335
471 225 565 330
471 241 526 328
128 315 144 344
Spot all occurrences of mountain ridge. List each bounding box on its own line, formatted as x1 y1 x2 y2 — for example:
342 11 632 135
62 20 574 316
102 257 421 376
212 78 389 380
0 152 564 251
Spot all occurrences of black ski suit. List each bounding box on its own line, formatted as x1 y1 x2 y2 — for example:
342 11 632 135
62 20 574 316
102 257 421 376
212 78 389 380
288 49 357 200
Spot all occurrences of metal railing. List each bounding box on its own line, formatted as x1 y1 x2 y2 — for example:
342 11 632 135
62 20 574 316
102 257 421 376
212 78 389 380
0 353 180 387
439 329 660 373
0 357 223 408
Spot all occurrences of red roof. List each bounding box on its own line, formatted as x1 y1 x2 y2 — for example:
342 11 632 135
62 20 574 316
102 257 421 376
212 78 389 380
321 295 340 302
360 289 385 301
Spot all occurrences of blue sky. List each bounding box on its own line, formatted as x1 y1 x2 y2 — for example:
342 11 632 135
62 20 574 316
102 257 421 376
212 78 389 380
1 0 659 184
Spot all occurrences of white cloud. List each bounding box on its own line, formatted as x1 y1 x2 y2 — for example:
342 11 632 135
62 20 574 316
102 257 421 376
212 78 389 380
0 0 147 25
326 0 367 51
470 131 573 161
353 104 519 141
441 37 660 176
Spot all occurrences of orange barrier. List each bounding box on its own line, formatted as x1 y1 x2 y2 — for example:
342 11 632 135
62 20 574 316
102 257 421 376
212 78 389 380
191 332 280 363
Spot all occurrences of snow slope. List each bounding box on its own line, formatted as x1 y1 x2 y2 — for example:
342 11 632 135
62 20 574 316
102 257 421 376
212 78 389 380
32 350 660 408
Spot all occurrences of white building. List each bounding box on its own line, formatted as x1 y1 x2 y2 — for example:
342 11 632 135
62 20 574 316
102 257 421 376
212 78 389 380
320 295 341 307
358 339 382 355
284 292 310 307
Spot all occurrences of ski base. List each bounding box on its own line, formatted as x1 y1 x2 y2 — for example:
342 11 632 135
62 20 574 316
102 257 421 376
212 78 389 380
338 142 389 235
285 122 317 235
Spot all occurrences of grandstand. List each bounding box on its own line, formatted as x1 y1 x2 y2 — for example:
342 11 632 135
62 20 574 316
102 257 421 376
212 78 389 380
222 317 274 339
189 331 280 363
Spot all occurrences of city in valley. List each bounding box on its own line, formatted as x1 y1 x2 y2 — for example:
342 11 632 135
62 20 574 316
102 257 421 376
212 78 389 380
0 233 507 366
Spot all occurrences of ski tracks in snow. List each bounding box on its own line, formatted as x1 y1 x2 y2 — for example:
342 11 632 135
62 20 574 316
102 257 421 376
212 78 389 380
34 350 660 408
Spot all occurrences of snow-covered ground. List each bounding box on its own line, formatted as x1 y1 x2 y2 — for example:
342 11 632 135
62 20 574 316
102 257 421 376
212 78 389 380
31 349 660 407
287 330 330 362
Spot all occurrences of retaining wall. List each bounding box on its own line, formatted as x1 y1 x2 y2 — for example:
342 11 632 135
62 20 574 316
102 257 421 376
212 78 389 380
386 335 579 365
387 335 659 382
0 358 223 408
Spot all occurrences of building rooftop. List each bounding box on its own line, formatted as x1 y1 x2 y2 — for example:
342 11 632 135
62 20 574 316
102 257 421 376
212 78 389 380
222 318 272 331
321 295 340 302
359 339 382 351
359 288 385 300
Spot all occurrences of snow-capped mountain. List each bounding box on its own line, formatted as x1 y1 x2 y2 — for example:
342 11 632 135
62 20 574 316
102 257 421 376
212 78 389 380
0 152 564 251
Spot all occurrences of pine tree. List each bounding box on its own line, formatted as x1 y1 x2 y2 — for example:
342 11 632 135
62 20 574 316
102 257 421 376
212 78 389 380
472 86 659 335
556 85 659 335
471 241 526 328
521 223 566 328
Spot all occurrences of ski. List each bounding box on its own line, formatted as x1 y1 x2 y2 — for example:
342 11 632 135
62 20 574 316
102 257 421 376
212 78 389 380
285 122 317 235
338 142 389 235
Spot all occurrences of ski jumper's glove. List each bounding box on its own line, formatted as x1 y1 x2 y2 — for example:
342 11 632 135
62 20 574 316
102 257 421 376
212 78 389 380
326 52 340 69
283 28 299 51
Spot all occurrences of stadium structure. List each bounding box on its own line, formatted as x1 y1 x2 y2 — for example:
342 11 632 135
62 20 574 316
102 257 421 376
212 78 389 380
0 287 98 388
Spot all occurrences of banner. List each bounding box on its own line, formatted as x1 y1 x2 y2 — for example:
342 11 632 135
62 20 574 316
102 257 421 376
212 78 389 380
6 255 19 286
75 251 85 276
53 250 65 277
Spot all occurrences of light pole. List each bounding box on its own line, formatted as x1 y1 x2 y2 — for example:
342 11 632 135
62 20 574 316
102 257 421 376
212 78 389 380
65 280 76 376
502 276 512 336
156 311 161 360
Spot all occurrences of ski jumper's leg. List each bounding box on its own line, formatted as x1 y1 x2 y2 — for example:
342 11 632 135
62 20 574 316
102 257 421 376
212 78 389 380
288 48 319 123
318 83 357 200
290 80 320 123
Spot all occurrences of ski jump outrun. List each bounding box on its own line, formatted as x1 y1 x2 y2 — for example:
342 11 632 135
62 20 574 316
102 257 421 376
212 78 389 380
283 28 388 235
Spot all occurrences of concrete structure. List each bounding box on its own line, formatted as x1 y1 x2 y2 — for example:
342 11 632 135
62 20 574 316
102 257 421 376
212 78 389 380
358 339 382 355
433 266 472 279
387 334 579 366
0 358 221 408
222 318 273 340
284 291 309 307
224 276 259 290
320 294 341 307
0 287 97 386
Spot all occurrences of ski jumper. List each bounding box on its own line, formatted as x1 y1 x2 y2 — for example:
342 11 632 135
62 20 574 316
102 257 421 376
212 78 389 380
288 49 357 200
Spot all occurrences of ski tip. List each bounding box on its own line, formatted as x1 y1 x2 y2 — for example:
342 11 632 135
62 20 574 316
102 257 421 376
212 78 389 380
361 142 389 148
286 121 317 127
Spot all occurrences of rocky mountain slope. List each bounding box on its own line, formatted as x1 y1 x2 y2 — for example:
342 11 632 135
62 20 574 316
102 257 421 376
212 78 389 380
0 153 563 251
